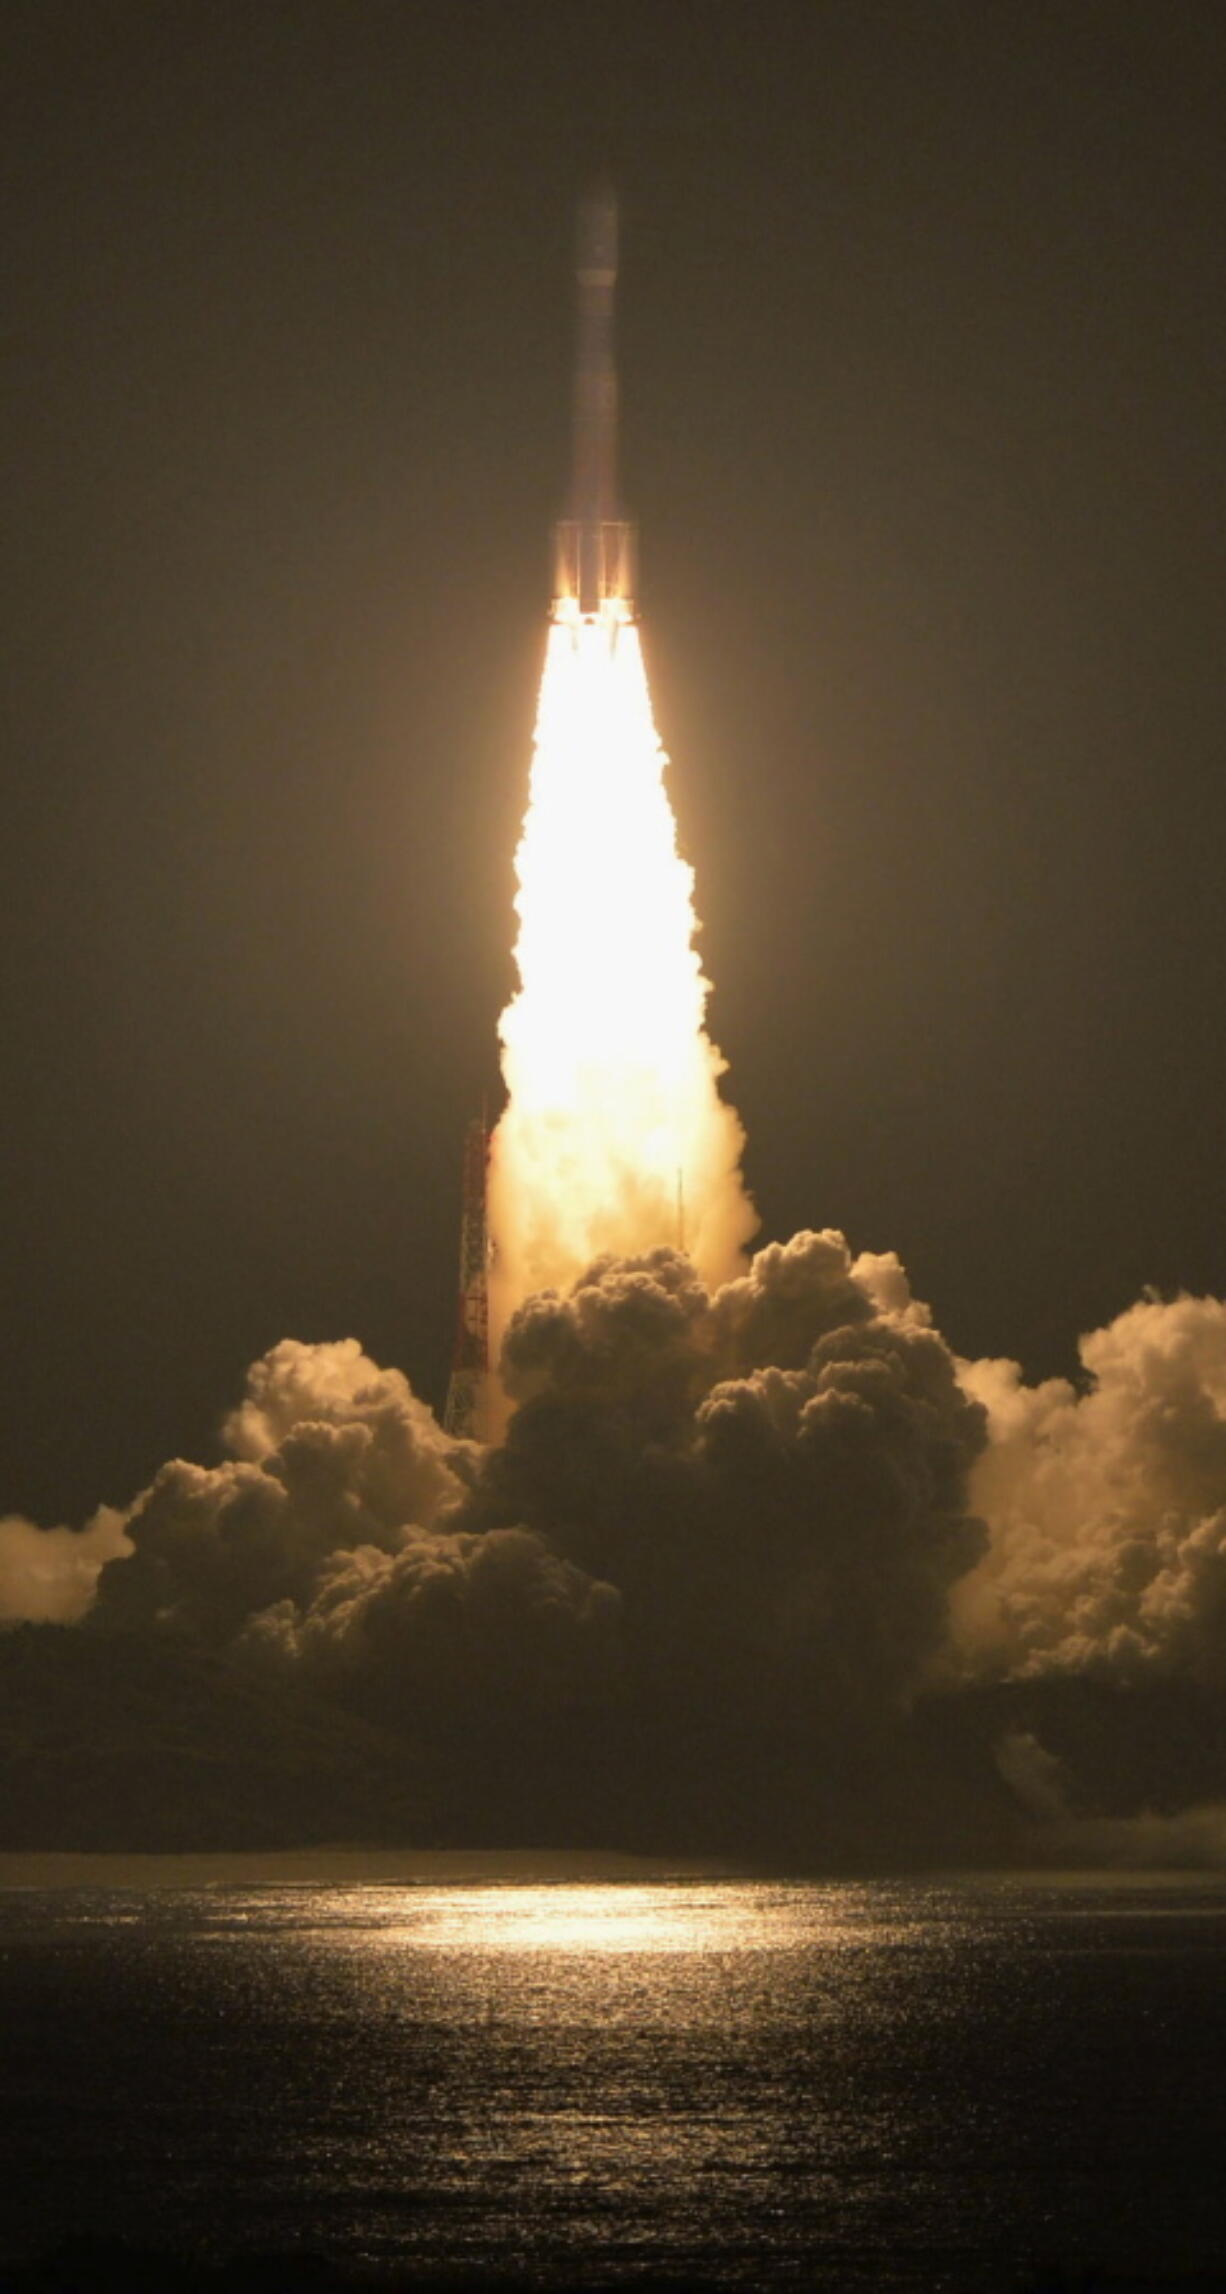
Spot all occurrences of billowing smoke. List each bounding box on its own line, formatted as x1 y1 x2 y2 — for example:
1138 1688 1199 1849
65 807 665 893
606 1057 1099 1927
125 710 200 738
0 1236 992 1852
0 1509 130 1627
237 1529 621 1736
5 1252 1226 1857
951 1293 1226 1686
96 1339 468 1643
473 1234 986 1742
488 614 757 1350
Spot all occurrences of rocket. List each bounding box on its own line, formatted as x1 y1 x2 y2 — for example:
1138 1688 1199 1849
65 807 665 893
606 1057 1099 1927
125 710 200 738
552 187 636 619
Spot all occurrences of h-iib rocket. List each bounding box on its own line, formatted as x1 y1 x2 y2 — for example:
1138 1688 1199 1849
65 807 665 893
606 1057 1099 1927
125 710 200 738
552 187 636 620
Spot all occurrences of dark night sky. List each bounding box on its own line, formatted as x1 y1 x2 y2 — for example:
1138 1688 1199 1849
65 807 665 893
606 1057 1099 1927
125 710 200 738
3 0 1224 1528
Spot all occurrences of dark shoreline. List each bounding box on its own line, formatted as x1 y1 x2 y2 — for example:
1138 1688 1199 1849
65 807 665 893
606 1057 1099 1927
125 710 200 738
3 1849 1226 1892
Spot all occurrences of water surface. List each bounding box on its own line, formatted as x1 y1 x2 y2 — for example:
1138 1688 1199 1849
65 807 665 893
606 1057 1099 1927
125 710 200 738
1 1871 1223 2286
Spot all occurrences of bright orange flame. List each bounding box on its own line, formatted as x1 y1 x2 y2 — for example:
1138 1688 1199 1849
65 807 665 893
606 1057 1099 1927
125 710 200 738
489 601 756 1349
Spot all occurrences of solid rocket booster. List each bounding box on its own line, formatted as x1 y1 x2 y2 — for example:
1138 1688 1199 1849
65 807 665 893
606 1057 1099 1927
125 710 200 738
552 187 636 617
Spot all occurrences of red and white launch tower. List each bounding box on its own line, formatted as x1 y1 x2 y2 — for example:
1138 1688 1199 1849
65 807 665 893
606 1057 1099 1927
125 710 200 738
443 1115 490 1440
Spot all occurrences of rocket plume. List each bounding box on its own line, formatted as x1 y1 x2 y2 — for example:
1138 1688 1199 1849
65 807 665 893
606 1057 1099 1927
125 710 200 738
489 601 756 1337
489 192 756 1341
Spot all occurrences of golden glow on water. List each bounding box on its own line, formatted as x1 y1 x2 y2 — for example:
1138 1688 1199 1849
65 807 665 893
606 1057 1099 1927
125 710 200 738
489 603 756 1342
370 1883 758 1954
279 1880 889 1965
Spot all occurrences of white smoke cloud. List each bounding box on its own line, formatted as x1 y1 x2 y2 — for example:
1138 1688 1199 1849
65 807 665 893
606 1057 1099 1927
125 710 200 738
8 1239 983 1793
238 1526 622 1728
222 1338 459 1489
7 1246 1226 1857
478 1231 988 1744
96 1337 469 1641
951 1293 1226 1686
0 1510 131 1627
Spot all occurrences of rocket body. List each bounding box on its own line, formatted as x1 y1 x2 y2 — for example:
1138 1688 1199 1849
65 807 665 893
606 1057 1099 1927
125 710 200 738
552 189 636 618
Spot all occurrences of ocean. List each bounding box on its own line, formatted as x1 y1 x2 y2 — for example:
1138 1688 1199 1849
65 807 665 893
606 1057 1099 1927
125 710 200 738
0 1865 1223 2288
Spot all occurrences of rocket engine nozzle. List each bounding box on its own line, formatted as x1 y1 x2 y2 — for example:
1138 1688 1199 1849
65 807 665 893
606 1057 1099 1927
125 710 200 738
552 186 636 619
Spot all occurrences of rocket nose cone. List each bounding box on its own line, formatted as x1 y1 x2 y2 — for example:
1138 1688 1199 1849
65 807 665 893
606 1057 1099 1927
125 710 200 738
576 185 618 282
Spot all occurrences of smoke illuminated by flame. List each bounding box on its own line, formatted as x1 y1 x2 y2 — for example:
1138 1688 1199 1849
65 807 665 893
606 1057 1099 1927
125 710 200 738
489 602 757 1346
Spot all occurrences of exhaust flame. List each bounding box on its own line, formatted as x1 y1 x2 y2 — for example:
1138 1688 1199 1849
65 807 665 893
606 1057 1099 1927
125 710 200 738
489 602 757 1344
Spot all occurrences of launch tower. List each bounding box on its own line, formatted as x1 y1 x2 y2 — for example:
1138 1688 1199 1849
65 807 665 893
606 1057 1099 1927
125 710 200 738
442 1114 490 1440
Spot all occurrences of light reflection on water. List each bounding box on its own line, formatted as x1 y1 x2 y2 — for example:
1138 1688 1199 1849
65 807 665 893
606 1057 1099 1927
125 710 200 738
309 1880 852 1955
1 1876 1224 2288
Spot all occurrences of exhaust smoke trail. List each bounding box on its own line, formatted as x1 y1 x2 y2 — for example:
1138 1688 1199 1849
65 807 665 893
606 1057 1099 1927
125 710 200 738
488 190 756 1346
